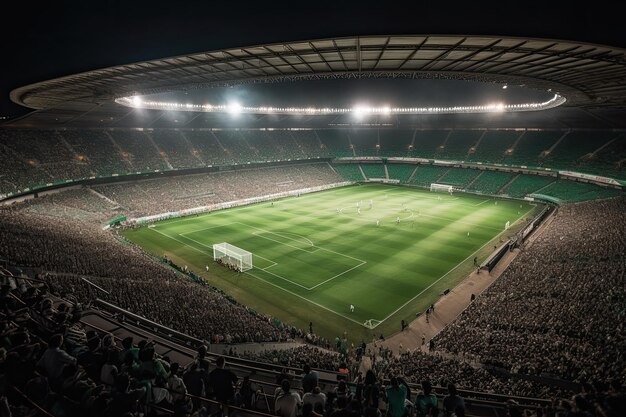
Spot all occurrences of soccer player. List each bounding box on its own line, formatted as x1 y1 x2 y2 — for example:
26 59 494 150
205 265 209 272
350 304 355 312
336 208 340 214
467 232 470 237
369 200 373 209
357 207 361 214
396 216 400 224
376 219 380 226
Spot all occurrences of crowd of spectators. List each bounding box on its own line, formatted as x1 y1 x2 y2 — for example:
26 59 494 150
0 128 334 196
0 208 293 344
240 346 345 372
92 163 342 218
432 198 625 387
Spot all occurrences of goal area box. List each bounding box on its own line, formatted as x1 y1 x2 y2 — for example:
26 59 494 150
213 242 253 272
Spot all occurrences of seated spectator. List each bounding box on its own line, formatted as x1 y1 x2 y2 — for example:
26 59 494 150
275 379 302 417
303 386 326 412
36 333 77 388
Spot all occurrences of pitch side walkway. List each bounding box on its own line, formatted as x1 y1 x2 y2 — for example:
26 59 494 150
365 209 556 359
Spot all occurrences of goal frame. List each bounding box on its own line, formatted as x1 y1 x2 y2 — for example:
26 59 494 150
430 183 454 193
212 242 253 272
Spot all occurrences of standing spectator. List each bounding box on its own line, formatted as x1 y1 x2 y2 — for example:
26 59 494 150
208 356 238 404
443 384 465 417
302 364 319 394
415 381 437 417
386 377 407 417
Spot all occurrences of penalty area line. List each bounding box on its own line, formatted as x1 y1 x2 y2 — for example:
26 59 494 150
244 270 368 327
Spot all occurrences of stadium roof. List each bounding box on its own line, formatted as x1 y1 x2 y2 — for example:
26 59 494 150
7 35 626 128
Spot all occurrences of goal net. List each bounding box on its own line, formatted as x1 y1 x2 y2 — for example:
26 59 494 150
430 183 454 193
212 242 253 272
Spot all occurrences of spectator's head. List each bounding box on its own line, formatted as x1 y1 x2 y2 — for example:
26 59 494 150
304 364 311 374
447 383 458 396
197 344 208 358
422 380 432 395
170 363 180 376
390 377 399 388
216 356 225 368
122 337 133 350
281 379 290 393
365 369 376 385
48 334 63 349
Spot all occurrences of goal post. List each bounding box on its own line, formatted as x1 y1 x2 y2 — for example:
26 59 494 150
212 242 253 272
430 183 454 193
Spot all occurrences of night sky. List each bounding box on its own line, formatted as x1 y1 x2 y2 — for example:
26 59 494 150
1 0 624 118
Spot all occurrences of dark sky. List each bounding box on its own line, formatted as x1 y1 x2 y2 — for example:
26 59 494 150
1 0 624 117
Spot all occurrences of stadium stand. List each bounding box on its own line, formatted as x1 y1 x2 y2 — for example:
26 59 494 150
542 131 617 171
378 129 414 157
469 130 520 163
439 130 482 161
91 163 342 218
466 171 515 194
62 130 130 176
503 130 562 167
360 163 386 179
184 130 230 166
437 167 481 188
412 130 448 158
333 164 364 182
385 163 416 183
533 180 624 202
500 174 556 198
432 198 626 389
409 165 450 187
150 130 203 169
1 128 625 198
108 130 169 172
317 130 352 157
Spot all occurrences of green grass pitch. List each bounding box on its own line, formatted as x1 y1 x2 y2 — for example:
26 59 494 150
122 183 539 342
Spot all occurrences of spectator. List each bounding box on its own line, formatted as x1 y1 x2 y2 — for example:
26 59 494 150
443 384 465 417
275 379 302 417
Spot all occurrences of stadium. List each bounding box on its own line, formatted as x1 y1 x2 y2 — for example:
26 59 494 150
0 11 625 417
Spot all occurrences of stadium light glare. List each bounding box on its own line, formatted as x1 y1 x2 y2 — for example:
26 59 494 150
116 94 566 115
228 102 242 115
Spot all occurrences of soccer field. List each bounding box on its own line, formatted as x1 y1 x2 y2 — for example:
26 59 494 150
122 183 538 341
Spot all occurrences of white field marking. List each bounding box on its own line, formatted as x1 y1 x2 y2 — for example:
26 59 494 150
252 232 320 254
307 261 367 290
179 222 239 236
178 224 362 291
240 223 366 263
368 232 500 329
473 199 490 207
255 231 314 247
244 270 366 326
178 233 277 267
171 229 310 290
418 213 502 231
149 228 207 255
